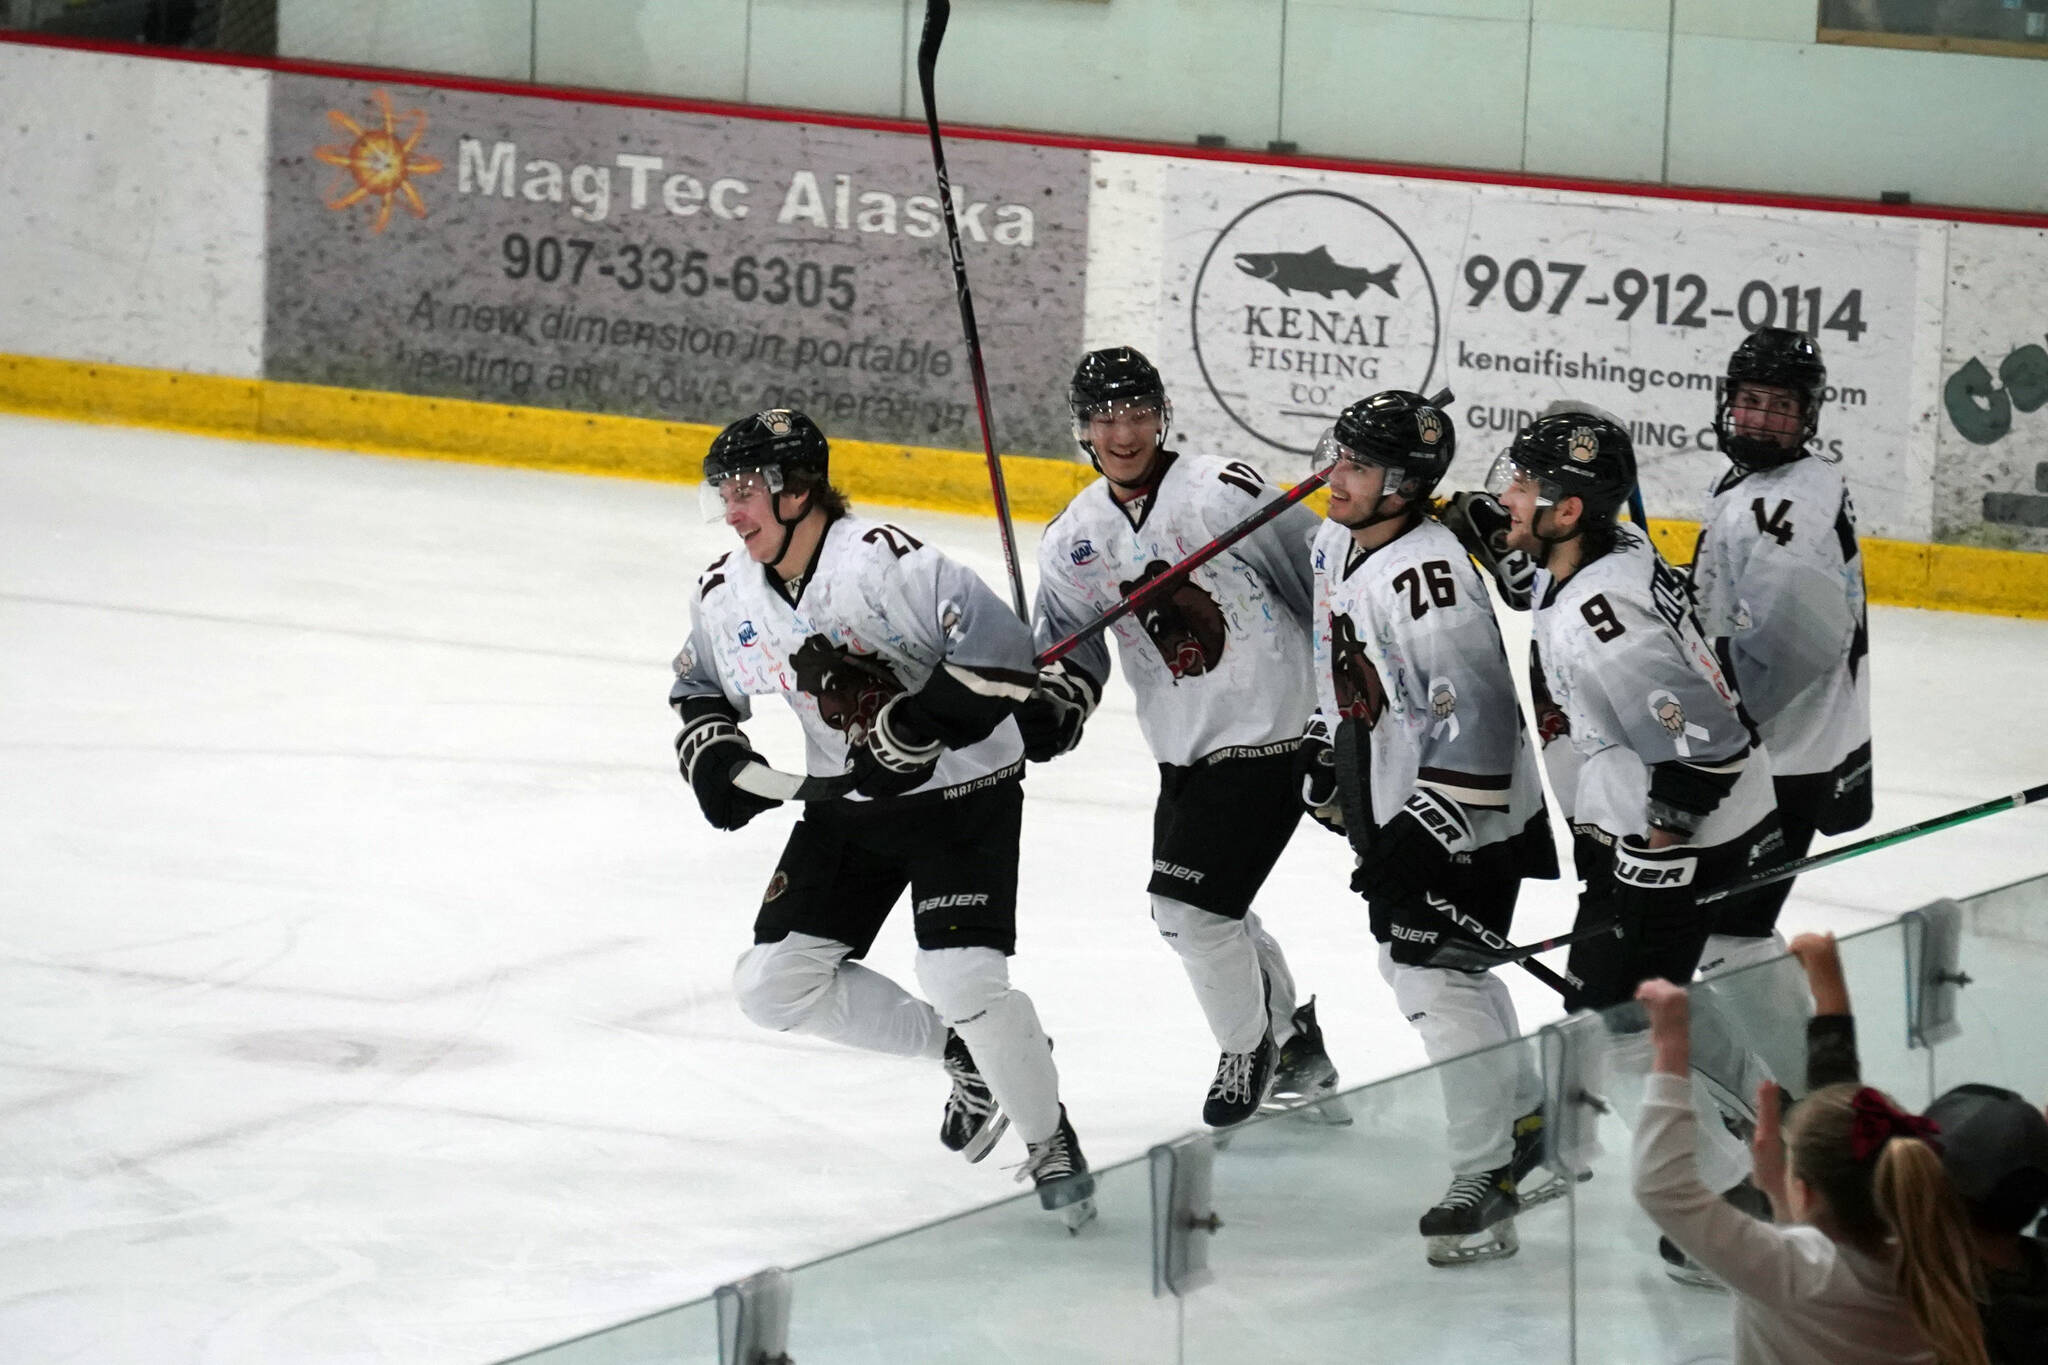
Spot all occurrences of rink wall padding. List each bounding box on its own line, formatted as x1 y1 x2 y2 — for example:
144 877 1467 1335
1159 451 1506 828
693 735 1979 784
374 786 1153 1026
3 35 2048 616
10 348 2046 620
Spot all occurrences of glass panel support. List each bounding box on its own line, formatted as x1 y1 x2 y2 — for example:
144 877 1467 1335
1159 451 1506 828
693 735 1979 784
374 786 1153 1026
1148 1131 1220 1299
1539 1012 1613 1180
715 1267 793 1365
1904 899 1969 1051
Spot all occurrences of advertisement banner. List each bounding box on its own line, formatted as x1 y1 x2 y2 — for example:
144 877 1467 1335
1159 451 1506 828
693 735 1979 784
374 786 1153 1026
1936 222 2048 550
266 75 1089 455
1154 159 1932 536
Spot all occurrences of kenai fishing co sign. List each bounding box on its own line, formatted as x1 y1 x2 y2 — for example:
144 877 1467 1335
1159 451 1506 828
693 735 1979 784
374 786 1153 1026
1186 188 1442 456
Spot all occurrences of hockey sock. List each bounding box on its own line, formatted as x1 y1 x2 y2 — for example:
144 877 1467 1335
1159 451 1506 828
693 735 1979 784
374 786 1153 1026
1379 945 1521 1173
1152 896 1267 1054
1696 931 1812 1099
1245 910 1301 1046
916 947 1062 1143
732 933 946 1059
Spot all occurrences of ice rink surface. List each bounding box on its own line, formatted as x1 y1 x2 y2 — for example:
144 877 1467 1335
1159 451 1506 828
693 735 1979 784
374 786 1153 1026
3 413 2045 1363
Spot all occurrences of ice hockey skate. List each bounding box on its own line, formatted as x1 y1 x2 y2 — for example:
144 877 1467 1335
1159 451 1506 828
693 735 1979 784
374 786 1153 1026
1015 1105 1097 1233
938 1029 1009 1163
1203 1029 1276 1128
1260 998 1351 1125
1421 1167 1519 1267
1507 1107 1587 1208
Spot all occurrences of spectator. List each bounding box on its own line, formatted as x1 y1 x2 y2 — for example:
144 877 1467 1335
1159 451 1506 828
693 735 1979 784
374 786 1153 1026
1633 976 1988 1365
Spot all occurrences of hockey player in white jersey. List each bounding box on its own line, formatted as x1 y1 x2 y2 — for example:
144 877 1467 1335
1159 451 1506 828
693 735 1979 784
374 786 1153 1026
671 409 1094 1226
1018 347 1341 1129
1488 410 1784 1009
1690 329 1873 989
1298 392 1561 1266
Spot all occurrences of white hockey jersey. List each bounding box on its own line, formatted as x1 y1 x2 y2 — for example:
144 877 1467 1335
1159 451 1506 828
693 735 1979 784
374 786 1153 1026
1310 516 1550 853
1689 456 1871 780
1531 531 1776 846
671 514 1028 799
1033 452 1319 767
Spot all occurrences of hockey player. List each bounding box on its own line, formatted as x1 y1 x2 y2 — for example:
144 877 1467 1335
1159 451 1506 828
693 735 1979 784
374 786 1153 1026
1486 409 1784 1011
1690 328 1873 984
1019 347 1342 1129
671 409 1094 1227
1297 391 1560 1266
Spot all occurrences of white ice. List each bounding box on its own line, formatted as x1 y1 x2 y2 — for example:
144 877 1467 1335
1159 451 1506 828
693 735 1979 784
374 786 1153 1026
2 413 2045 1363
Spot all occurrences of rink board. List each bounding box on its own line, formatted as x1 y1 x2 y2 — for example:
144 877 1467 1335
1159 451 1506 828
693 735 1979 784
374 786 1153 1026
2 34 2047 600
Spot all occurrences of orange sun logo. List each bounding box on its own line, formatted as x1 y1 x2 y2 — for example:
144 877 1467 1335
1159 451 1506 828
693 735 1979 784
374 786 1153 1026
313 90 443 234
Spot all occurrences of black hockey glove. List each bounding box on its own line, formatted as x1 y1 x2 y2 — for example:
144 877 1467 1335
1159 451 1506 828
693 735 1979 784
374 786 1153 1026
1294 713 1344 834
1439 490 1536 611
1015 662 1101 763
1350 787 1476 907
848 693 944 798
677 714 782 831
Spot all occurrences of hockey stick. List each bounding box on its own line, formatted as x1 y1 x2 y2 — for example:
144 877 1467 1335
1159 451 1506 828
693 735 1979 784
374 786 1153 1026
917 0 1028 622
1036 387 1456 667
1628 487 1650 530
1035 469 1328 667
1424 918 1620 975
728 758 860 803
1406 889 1584 998
1696 780 2048 906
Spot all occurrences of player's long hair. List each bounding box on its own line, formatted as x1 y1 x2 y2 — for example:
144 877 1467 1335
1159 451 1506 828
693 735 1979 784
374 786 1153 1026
1788 1084 1988 1365
795 473 849 519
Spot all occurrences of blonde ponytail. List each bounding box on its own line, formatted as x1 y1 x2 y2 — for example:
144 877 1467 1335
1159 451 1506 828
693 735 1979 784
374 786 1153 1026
1874 1136 1988 1365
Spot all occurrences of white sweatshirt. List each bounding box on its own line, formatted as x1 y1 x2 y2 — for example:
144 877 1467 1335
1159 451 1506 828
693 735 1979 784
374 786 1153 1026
1631 1071 1935 1365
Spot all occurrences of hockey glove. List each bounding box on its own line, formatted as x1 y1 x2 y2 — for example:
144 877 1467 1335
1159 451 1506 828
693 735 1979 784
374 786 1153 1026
1350 787 1476 907
1294 713 1344 834
677 714 783 831
1015 662 1101 763
1440 490 1536 611
848 693 944 799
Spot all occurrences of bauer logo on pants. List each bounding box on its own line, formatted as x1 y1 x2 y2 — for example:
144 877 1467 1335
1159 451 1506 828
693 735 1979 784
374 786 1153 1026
1187 189 1441 456
1614 846 1699 888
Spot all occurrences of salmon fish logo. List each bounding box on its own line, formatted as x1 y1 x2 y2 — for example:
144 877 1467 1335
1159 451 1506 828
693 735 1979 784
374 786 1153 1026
1233 245 1401 299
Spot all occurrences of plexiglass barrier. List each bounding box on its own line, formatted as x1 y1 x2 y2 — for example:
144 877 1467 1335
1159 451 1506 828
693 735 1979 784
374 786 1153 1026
500 877 2046 1364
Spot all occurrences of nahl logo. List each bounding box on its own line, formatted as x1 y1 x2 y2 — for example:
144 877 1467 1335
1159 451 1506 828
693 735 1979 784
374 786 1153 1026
1153 860 1206 884
917 893 990 913
737 620 759 646
1070 538 1098 566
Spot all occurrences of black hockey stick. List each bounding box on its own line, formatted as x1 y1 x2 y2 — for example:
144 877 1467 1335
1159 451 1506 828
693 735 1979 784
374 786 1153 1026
1424 918 1619 975
1408 891 1585 998
1037 387 1455 667
917 0 1028 622
1697 780 2048 906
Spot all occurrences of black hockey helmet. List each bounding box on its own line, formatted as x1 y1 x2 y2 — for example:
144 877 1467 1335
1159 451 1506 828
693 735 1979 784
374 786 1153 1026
1486 411 1637 519
701 408 829 521
1716 327 1826 471
1068 347 1171 467
1312 390 1456 505
1925 1083 2048 1233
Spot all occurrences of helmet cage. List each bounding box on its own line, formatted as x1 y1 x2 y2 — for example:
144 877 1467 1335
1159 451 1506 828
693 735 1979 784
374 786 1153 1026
1714 380 1819 472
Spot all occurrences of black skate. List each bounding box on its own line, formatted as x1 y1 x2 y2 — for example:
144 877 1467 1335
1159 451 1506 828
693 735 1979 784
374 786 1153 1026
1202 1029 1277 1128
1508 1107 1589 1208
1421 1167 1519 1267
939 1029 1009 1163
1015 1104 1096 1233
1660 1179 1767 1289
1260 998 1351 1126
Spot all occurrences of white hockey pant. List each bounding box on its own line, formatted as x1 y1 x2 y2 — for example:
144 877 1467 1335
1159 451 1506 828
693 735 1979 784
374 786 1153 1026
1603 1027 1758 1197
732 935 1062 1143
1378 944 1542 1174
1152 896 1298 1053
733 932 943 1058
1697 931 1813 1099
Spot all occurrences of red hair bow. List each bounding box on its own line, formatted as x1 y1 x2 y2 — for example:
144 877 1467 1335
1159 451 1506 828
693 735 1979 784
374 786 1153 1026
1847 1088 1943 1161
